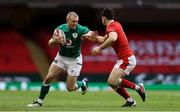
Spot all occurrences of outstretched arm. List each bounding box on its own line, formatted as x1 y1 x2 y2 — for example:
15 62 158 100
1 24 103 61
91 31 117 56
82 31 109 44
98 32 117 50
81 31 98 41
95 35 108 44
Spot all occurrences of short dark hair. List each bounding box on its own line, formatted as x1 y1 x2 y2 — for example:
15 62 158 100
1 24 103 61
101 7 114 20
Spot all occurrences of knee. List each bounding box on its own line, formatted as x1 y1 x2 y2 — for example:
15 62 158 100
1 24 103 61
107 79 116 88
107 78 121 88
43 74 54 84
66 86 74 92
66 83 76 92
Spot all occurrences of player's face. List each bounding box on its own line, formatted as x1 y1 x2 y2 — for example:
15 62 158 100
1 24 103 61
67 16 79 29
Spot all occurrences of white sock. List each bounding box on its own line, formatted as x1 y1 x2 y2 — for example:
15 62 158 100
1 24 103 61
135 85 140 90
118 78 122 83
127 97 134 102
82 80 86 86
42 83 50 86
38 99 43 104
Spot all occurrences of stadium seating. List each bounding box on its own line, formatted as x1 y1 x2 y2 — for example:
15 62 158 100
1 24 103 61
33 29 59 61
0 30 38 73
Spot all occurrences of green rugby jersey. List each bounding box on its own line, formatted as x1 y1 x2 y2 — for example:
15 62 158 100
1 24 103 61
56 24 89 58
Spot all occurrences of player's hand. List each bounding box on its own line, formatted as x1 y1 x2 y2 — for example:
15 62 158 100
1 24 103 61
83 31 98 42
49 35 62 47
90 31 98 39
52 35 63 44
91 46 101 56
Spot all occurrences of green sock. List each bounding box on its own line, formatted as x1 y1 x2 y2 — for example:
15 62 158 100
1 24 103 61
39 84 50 100
76 81 85 89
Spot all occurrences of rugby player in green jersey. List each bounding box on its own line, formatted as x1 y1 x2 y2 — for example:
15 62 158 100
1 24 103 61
27 12 97 107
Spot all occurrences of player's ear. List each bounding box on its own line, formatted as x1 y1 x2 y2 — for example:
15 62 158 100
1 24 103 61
66 16 69 23
101 16 105 19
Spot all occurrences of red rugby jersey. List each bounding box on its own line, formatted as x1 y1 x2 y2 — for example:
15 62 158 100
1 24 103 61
106 21 133 59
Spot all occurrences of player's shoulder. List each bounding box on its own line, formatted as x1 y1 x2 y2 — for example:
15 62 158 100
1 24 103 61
77 24 88 29
77 24 89 33
57 24 68 31
110 21 121 27
108 21 122 31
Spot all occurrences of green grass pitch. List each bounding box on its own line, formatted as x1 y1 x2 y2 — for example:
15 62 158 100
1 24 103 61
0 90 180 111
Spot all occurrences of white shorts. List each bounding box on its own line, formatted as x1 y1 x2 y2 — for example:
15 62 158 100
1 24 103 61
114 55 136 75
52 53 82 76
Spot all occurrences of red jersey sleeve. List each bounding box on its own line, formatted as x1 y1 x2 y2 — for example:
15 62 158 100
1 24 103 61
106 21 133 59
106 23 116 35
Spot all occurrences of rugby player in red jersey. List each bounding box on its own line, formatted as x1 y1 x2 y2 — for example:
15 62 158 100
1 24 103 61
91 7 146 107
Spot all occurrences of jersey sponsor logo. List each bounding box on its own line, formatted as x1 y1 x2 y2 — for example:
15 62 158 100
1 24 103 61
72 33 78 39
66 39 72 46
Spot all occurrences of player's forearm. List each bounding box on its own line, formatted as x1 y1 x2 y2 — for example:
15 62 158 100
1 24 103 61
99 36 115 50
96 36 106 44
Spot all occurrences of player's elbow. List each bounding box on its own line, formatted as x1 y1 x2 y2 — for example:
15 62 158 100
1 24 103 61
111 36 117 42
109 32 117 42
48 41 53 47
48 40 51 46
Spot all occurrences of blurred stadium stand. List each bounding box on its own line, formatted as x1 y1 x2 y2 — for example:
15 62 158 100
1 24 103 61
0 0 179 85
0 29 42 82
1 0 180 10
34 29 58 61
0 0 180 5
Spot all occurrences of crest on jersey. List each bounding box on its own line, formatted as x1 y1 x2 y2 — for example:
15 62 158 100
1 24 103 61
72 33 78 39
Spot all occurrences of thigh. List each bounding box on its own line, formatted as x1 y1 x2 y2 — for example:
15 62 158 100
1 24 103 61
52 52 66 71
43 64 65 84
47 64 65 79
66 55 82 77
